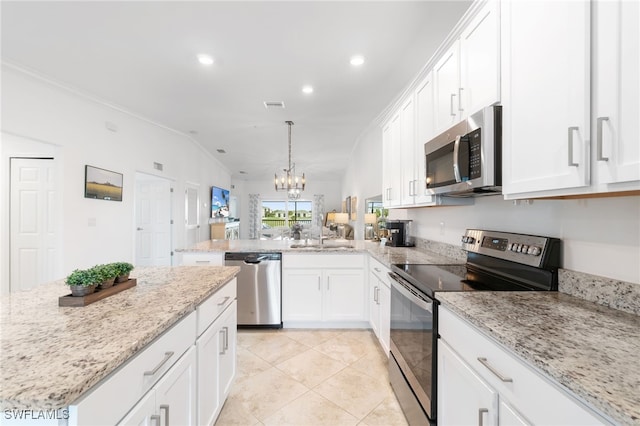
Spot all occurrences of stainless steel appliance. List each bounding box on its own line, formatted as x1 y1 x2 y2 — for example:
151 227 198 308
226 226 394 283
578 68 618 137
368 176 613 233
224 252 282 328
388 229 560 425
424 105 502 197
385 220 415 247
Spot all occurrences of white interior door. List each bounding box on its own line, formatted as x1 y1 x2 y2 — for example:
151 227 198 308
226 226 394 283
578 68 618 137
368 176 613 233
135 173 172 266
10 158 59 292
185 184 200 248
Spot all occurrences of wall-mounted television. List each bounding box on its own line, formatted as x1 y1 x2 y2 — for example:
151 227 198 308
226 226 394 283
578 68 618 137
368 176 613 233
211 186 230 218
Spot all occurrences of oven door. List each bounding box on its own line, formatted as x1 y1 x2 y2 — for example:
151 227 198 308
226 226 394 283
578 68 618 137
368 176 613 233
388 272 436 424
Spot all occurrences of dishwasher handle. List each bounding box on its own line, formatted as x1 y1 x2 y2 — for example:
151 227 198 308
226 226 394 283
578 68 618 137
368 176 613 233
243 254 268 264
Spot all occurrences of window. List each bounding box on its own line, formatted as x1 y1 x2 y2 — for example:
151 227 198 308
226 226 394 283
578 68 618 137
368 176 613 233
261 200 313 239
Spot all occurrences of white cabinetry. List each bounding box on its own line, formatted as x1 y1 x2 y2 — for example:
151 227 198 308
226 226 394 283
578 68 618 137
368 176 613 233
438 306 611 426
382 113 402 207
196 284 237 426
119 347 197 426
502 0 591 196
181 252 223 266
434 0 500 134
282 254 367 328
368 258 391 355
502 0 639 199
592 0 640 187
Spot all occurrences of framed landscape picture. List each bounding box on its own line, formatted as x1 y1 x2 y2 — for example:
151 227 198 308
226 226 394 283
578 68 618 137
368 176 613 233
84 165 123 201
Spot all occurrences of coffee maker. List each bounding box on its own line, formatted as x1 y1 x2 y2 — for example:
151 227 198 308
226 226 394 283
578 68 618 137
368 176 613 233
385 220 415 247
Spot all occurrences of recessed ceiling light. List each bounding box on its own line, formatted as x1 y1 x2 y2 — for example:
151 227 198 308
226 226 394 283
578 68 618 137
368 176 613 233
350 55 365 66
302 85 314 94
197 54 214 66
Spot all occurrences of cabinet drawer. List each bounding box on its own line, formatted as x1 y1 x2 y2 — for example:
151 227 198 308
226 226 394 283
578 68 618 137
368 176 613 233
70 311 197 425
181 253 223 266
438 306 609 425
197 278 237 336
283 253 364 269
369 257 390 286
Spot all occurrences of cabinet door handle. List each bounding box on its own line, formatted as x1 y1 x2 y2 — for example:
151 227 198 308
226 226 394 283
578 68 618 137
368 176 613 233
318 276 321 291
151 414 161 426
478 408 488 426
327 277 330 291
217 296 231 306
376 287 381 305
373 286 378 303
458 87 464 112
144 351 174 376
450 93 457 116
160 404 170 426
597 117 610 161
477 357 513 382
219 328 227 355
567 126 579 167
374 268 381 273
195 260 210 264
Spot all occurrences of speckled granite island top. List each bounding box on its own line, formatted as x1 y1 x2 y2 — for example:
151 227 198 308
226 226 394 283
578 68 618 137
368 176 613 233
178 239 463 268
437 292 640 425
0 265 240 410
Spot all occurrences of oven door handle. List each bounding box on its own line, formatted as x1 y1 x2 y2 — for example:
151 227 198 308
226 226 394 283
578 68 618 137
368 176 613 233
388 273 433 313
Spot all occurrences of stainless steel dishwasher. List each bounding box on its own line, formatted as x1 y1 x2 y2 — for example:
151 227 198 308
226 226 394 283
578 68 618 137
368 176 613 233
224 252 282 328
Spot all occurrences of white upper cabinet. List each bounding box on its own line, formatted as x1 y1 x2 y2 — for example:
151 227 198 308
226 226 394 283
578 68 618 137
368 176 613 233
434 42 462 133
502 0 591 197
400 96 416 206
382 114 402 207
593 0 640 186
459 0 501 116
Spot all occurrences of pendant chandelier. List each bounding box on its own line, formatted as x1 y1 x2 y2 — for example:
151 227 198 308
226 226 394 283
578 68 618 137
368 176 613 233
274 120 306 199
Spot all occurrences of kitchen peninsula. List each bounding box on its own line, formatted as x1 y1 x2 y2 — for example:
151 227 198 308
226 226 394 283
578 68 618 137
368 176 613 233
0 265 240 425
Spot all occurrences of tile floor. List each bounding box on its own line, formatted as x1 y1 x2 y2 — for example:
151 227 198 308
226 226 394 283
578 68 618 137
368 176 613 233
215 329 409 426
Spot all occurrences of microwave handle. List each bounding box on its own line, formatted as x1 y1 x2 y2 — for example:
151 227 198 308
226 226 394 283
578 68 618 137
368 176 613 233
453 134 462 183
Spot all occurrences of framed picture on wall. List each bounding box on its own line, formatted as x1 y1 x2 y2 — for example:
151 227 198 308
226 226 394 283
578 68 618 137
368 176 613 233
84 165 123 201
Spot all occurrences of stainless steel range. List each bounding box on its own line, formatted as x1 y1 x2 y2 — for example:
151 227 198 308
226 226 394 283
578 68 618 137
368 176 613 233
388 229 561 425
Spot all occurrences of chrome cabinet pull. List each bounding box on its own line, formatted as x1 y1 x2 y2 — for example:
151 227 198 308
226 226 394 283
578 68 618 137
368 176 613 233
318 276 321 291
374 267 381 273
151 414 161 426
478 408 489 426
458 87 464 112
219 328 227 355
477 357 513 382
195 260 210 264
450 93 457 116
373 286 378 303
597 117 610 161
160 405 170 426
217 296 231 306
568 126 579 166
144 351 174 376
376 287 381 305
223 326 229 351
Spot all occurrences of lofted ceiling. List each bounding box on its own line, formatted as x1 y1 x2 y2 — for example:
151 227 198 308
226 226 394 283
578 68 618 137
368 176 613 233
1 1 471 181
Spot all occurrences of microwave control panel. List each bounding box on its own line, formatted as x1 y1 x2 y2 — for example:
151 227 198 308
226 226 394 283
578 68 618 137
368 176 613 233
468 128 482 180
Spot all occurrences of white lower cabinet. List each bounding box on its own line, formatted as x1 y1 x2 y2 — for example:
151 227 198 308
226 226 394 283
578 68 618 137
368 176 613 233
197 300 237 426
282 254 367 327
438 306 612 426
180 252 224 266
368 258 390 355
119 346 197 426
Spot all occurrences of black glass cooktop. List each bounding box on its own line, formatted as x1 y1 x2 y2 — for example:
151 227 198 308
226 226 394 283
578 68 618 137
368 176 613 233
391 263 536 299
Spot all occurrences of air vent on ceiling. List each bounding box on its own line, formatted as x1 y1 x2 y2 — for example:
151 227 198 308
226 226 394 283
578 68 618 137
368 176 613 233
217 149 226 154
264 101 285 109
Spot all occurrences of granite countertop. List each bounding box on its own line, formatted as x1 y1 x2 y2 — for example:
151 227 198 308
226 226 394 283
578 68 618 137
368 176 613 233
437 292 640 425
0 265 240 410
177 239 463 269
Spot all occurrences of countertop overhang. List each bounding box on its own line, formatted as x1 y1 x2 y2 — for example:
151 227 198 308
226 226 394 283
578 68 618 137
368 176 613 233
0 265 240 410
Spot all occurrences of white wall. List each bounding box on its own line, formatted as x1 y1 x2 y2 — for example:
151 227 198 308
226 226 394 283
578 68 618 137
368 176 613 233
340 123 383 240
1 65 231 293
231 178 342 240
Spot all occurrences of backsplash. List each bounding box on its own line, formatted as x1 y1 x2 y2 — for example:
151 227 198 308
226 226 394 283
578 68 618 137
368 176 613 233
559 270 640 316
414 236 640 316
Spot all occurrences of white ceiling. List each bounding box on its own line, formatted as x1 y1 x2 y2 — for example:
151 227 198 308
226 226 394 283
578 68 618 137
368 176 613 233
1 1 471 181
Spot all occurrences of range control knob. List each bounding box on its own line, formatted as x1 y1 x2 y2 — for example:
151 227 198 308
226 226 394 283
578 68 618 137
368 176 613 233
529 246 542 256
521 245 529 253
507 243 514 251
461 236 476 244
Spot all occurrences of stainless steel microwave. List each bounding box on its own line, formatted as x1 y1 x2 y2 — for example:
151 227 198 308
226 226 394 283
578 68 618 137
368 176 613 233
424 105 502 196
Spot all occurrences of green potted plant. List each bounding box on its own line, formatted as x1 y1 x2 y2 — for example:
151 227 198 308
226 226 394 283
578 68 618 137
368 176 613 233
94 264 118 289
113 262 134 283
65 269 100 296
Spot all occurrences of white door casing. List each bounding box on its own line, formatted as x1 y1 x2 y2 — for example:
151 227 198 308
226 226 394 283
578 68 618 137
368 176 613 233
10 157 60 292
135 173 172 266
